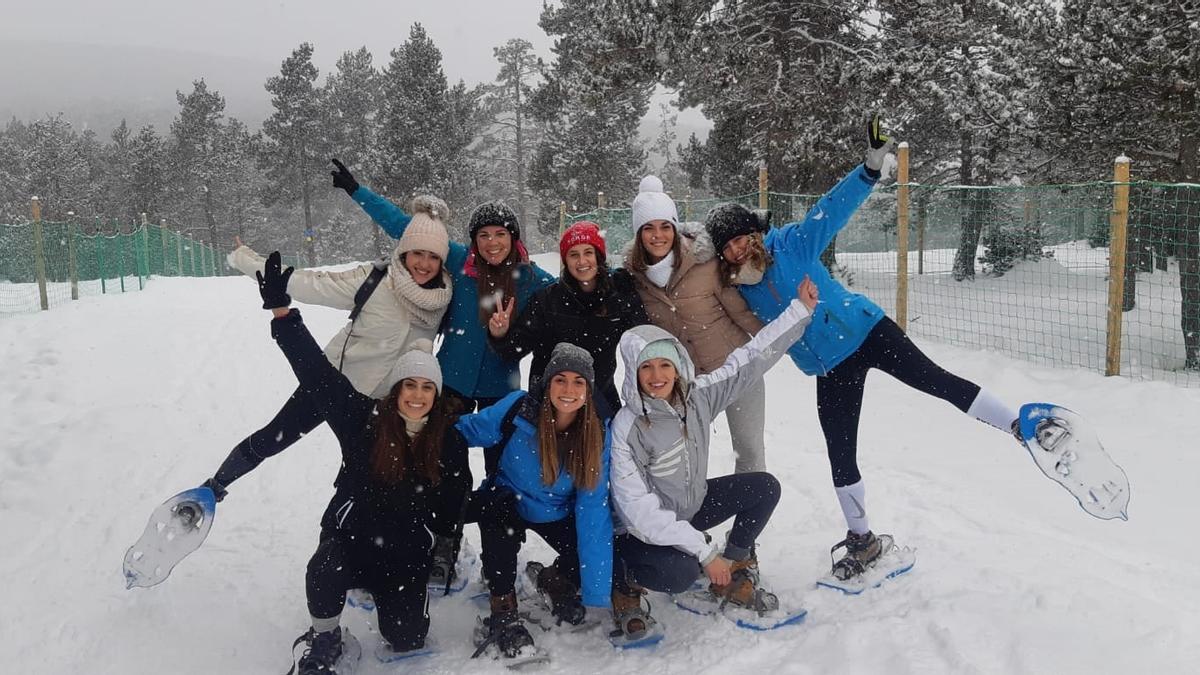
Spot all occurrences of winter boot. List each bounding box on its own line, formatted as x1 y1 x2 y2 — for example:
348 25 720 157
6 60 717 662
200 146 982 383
292 626 345 675
708 557 779 614
610 582 658 640
829 530 884 581
428 533 461 592
471 592 536 660
527 561 586 625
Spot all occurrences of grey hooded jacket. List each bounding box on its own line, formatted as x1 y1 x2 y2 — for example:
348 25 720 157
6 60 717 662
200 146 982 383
609 297 812 564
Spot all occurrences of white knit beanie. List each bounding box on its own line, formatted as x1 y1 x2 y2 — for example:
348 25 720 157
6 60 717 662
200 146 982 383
630 175 679 230
393 338 443 392
398 195 450 260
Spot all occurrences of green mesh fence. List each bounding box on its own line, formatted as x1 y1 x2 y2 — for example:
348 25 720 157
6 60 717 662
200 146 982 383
564 180 1199 386
1 221 245 316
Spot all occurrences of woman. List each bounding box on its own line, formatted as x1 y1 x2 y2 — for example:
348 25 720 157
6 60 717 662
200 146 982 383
708 114 1027 583
607 278 818 642
331 158 555 414
488 220 647 415
622 175 769 472
245 252 470 674
455 343 612 663
206 198 452 499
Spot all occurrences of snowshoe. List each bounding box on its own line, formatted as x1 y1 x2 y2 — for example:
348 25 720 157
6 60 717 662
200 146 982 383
428 534 476 595
609 584 664 648
1015 403 1130 521
523 561 587 627
287 626 361 675
374 636 435 664
674 559 806 631
123 485 217 589
470 592 550 670
816 532 915 595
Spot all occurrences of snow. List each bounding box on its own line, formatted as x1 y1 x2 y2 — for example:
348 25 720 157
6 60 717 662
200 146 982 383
2 256 1199 674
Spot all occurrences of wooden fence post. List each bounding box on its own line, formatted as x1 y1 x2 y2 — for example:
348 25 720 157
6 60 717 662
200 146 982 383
30 197 49 310
758 162 768 210
896 142 911 331
1105 156 1132 377
558 201 566 241
189 235 198 276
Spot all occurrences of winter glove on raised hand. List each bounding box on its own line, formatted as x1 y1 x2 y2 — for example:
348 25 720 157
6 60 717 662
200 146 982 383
256 250 294 309
201 478 227 503
330 158 360 196
864 113 896 177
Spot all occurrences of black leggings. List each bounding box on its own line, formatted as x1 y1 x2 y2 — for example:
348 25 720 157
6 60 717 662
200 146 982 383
213 386 325 488
615 472 781 594
306 530 431 650
817 317 980 487
478 488 581 598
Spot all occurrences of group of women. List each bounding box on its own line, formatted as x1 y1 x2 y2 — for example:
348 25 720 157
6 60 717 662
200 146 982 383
203 118 1034 673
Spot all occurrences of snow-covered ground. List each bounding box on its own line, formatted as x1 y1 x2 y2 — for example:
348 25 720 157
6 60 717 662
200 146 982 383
2 257 1198 674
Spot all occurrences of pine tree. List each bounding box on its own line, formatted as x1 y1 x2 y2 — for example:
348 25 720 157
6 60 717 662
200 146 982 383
477 39 545 227
0 119 30 223
379 24 451 201
261 43 323 265
322 47 384 257
129 125 167 225
168 80 228 245
26 114 90 222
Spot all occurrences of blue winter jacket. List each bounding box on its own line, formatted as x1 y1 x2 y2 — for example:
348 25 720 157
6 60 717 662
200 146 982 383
737 165 885 375
456 391 613 608
352 187 556 399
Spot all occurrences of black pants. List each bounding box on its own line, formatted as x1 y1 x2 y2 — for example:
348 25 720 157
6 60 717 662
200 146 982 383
214 386 325 488
479 488 581 598
442 385 504 416
615 472 781 595
817 317 981 487
306 529 431 650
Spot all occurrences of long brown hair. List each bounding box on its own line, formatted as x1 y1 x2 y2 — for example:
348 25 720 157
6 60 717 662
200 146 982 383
475 243 523 326
716 233 774 287
627 223 682 274
369 380 450 485
536 388 604 492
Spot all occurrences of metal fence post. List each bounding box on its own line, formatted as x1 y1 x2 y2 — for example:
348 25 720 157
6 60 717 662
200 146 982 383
1105 156 1132 377
30 197 49 310
684 193 692 222
896 142 911 331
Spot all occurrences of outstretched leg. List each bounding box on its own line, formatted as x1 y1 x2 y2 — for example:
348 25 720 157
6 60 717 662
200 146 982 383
213 387 325 490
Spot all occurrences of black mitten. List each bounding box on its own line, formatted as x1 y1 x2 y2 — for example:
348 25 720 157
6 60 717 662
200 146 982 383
256 251 294 309
330 158 360 196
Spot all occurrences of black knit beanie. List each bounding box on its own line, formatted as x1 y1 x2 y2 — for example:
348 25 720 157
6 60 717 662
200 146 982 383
468 201 522 241
704 203 772 259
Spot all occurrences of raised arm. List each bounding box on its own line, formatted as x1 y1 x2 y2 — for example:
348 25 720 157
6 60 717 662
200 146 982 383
331 158 411 240
228 244 369 311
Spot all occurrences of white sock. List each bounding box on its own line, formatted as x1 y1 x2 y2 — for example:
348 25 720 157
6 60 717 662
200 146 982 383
311 615 341 634
835 481 870 535
967 388 1018 433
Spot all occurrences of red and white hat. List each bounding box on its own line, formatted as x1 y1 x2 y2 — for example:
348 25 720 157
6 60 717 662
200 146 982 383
559 221 606 262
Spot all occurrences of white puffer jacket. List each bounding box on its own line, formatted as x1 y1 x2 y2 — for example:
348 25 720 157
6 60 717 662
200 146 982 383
228 246 452 398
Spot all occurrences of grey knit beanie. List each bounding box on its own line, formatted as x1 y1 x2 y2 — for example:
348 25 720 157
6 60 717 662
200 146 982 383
542 342 595 391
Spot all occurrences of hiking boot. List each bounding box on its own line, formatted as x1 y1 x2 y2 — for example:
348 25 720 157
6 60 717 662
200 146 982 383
471 592 536 659
708 557 779 614
830 530 884 581
528 561 585 625
611 582 657 640
295 626 344 675
428 533 461 591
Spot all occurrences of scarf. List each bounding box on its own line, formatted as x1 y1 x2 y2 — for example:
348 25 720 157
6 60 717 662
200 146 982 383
400 413 428 438
645 251 674 289
733 261 765 286
386 262 452 330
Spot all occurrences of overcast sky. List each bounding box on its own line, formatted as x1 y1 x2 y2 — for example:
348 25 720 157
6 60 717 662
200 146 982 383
0 0 554 84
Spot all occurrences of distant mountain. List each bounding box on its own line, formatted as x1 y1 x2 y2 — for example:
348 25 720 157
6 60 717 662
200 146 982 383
0 39 275 135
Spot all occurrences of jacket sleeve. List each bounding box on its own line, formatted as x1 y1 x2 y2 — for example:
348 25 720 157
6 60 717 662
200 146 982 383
574 432 613 608
717 280 764 336
227 245 366 311
427 427 473 538
351 185 411 240
454 391 525 447
778 164 878 261
609 414 720 565
270 309 374 447
693 298 812 416
529 262 557 292
489 288 549 364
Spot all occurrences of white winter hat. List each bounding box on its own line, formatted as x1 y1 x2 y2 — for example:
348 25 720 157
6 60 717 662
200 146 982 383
630 175 679 230
398 195 450 261
393 339 443 393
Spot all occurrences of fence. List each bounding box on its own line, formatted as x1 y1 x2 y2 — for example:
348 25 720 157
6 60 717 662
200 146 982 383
0 200 305 316
561 154 1200 386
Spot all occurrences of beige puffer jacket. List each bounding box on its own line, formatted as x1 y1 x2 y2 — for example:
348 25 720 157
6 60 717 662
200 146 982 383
622 222 763 374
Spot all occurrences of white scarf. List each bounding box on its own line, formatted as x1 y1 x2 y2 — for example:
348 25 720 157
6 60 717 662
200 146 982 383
400 413 428 438
733 261 765 286
387 263 452 330
646 251 675 288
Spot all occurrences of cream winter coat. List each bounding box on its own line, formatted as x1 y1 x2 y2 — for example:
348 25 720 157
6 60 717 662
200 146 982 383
623 222 764 374
228 246 451 398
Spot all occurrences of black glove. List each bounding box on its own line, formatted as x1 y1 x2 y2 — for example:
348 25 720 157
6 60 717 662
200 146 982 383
330 158 359 196
256 251 294 309
201 478 227 503
864 113 896 176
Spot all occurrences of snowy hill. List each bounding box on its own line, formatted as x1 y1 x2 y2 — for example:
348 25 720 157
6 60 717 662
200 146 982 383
1 267 1198 674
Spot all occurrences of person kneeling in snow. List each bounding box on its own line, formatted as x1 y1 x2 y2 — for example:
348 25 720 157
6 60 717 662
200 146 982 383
237 252 470 674
606 276 818 642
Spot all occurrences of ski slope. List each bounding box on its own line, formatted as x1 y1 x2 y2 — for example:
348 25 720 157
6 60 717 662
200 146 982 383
1 258 1198 674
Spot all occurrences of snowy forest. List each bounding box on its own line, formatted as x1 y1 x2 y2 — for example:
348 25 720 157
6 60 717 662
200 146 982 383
0 1 1196 268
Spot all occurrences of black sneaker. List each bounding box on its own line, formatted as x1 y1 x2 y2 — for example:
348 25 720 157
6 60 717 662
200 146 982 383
295 627 343 675
830 530 883 581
